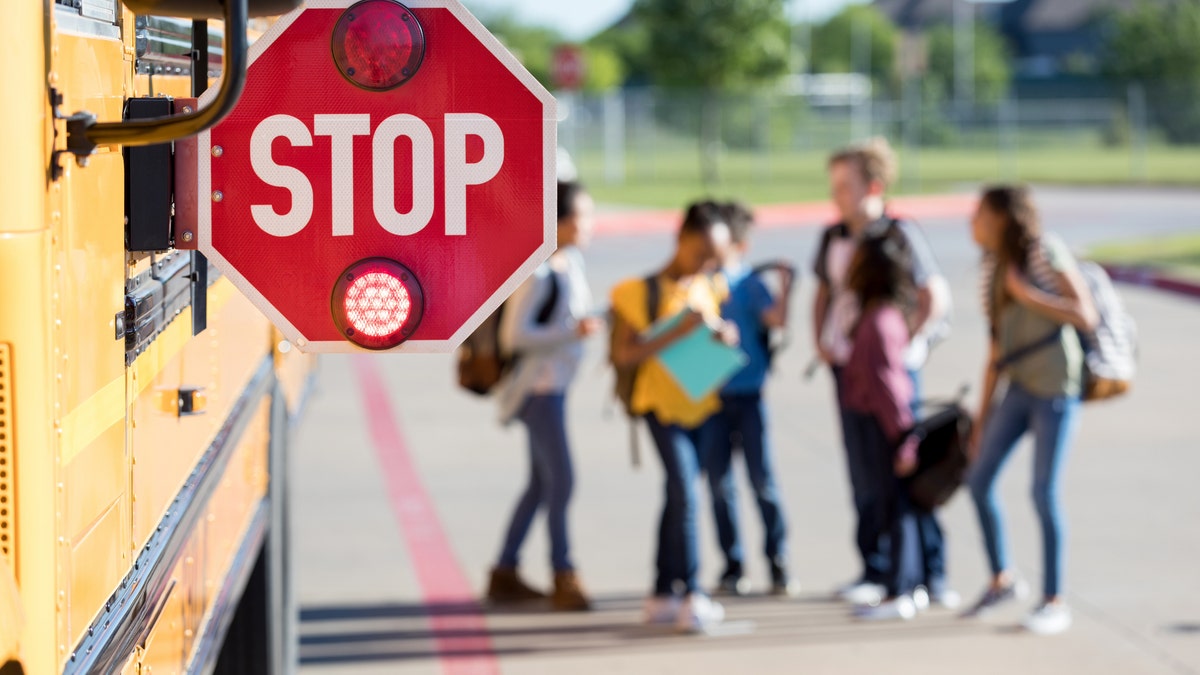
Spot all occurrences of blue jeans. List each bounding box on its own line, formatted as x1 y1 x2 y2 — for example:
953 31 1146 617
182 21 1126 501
497 394 576 572
843 410 923 597
701 392 788 568
645 413 705 596
968 383 1080 599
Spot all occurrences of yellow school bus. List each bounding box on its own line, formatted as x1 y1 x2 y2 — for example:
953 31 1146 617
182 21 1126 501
0 0 310 672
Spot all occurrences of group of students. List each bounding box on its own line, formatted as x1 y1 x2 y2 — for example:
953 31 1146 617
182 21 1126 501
482 138 1093 637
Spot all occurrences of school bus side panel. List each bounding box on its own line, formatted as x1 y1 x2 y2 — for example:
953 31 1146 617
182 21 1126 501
50 12 136 662
0 1 55 672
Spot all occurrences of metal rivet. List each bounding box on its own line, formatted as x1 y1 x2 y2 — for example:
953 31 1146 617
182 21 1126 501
402 68 411 77
347 67 356 76
182 231 194 243
346 328 356 337
183 106 194 114
212 190 223 203
211 145 224 157
402 13 410 21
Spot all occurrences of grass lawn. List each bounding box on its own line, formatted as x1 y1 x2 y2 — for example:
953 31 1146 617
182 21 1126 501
1091 233 1200 281
577 145 1200 209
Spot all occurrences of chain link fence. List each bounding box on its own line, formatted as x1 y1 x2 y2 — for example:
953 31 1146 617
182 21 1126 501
559 81 1198 202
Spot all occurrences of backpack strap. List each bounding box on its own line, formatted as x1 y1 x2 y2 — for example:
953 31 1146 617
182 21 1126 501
645 273 661 324
994 328 1063 371
627 274 661 469
534 269 561 325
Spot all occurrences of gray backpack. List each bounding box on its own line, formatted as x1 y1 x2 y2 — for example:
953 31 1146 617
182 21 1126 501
1077 261 1137 402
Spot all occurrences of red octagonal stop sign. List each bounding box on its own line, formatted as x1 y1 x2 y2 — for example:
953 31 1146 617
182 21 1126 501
190 0 556 352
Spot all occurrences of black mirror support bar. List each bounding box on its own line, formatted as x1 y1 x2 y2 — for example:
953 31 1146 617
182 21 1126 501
190 18 210 337
73 0 247 154
191 19 208 100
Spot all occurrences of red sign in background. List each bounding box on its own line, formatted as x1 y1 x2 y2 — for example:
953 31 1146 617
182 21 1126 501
196 1 556 352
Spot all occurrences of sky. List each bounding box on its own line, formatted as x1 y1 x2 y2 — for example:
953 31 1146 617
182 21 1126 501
459 0 861 41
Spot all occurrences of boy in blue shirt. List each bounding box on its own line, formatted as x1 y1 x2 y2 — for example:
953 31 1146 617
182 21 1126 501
701 202 798 596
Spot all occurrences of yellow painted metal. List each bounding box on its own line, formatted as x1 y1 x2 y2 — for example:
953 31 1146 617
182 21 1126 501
1 2 312 671
49 20 136 663
0 556 19 665
0 344 13 569
0 13 53 672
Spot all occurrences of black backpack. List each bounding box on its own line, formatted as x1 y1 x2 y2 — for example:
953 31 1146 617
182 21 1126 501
748 260 796 372
456 272 560 396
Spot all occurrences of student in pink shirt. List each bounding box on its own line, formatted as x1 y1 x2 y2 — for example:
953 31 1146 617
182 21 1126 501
840 232 925 621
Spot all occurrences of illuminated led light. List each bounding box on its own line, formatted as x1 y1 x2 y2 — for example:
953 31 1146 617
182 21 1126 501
331 0 426 91
332 258 424 349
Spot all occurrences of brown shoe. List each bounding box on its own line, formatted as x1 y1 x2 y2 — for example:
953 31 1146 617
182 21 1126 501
486 567 546 604
551 570 592 611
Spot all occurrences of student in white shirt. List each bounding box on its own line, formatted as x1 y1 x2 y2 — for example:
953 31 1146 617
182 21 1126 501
486 182 602 611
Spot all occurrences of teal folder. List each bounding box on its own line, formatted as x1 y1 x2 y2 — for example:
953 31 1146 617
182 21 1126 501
645 311 749 401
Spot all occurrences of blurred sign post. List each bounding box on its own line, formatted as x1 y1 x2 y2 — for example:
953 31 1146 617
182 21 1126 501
552 44 585 91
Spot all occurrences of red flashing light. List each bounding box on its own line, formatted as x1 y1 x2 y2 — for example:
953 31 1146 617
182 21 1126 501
331 0 426 91
332 258 425 350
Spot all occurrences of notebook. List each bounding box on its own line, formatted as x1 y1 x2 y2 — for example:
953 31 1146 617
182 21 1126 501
645 311 749 401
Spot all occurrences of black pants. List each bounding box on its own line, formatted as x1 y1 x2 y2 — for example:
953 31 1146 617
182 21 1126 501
843 410 922 597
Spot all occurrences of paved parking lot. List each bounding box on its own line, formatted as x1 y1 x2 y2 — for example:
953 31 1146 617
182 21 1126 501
294 188 1200 674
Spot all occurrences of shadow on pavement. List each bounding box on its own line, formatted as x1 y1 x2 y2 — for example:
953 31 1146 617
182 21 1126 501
299 592 999 667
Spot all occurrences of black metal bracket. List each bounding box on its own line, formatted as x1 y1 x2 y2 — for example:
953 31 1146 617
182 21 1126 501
49 87 98 182
48 0 249 182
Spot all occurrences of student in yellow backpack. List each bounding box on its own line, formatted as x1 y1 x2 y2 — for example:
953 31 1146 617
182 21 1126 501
610 201 738 633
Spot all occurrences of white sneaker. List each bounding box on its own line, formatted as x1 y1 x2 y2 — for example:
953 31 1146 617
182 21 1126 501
839 581 886 606
912 587 930 612
914 585 962 611
1022 603 1073 635
643 595 682 625
676 594 725 634
854 595 917 622
932 588 962 610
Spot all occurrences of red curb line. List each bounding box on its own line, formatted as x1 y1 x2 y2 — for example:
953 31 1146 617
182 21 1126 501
593 193 978 237
354 356 500 675
1103 264 1200 300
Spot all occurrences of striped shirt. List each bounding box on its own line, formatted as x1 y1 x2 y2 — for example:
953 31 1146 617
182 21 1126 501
981 234 1084 398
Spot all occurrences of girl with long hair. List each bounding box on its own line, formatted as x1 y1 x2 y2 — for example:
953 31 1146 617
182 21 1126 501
840 231 926 621
963 185 1098 634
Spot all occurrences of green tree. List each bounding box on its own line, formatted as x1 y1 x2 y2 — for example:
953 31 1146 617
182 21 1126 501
478 10 561 88
925 22 1012 106
633 0 791 187
582 44 626 93
809 5 899 96
1104 0 1200 143
588 21 654 86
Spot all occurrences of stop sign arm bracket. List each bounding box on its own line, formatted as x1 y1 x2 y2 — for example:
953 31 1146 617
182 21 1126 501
50 0 249 180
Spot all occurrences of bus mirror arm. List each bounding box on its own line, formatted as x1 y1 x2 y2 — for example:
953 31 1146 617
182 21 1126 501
50 0 248 178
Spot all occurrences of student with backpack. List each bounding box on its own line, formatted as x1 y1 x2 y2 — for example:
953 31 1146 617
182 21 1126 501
701 201 799 597
842 230 927 621
812 139 958 609
962 185 1099 634
610 201 737 633
485 181 603 611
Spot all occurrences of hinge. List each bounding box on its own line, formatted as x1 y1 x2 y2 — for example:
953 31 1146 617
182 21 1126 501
49 87 98 182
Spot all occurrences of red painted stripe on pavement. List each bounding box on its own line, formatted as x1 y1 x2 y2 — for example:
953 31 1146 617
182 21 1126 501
354 356 500 675
1104 264 1200 300
593 193 977 237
